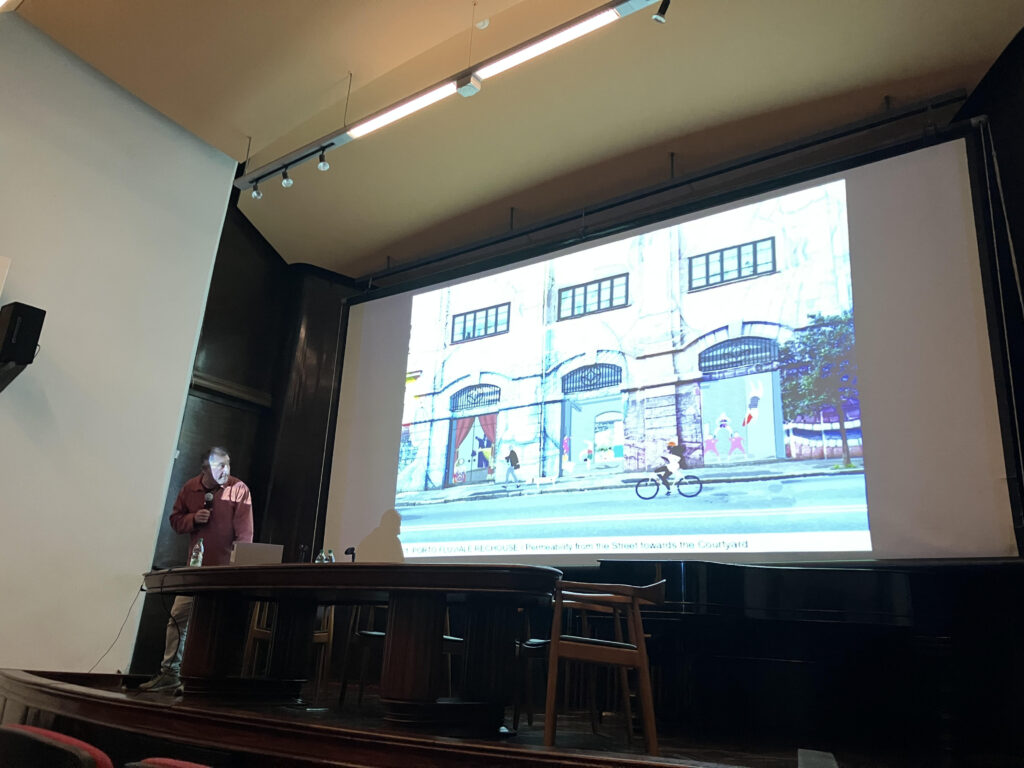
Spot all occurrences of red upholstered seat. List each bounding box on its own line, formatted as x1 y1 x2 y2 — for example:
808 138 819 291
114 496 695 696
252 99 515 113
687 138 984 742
126 759 212 768
0 723 114 768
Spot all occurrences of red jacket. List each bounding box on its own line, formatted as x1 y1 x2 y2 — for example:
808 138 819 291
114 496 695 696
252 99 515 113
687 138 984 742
169 475 254 566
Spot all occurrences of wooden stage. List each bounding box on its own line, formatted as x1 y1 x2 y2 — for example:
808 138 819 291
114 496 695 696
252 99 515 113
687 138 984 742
10 559 1024 766
0 669 797 768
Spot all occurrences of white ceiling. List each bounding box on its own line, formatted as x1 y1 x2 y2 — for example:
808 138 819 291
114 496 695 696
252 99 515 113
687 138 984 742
17 0 1024 278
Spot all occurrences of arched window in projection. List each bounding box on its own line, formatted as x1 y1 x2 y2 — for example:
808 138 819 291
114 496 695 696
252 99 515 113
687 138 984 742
560 364 624 475
698 337 784 463
448 385 501 487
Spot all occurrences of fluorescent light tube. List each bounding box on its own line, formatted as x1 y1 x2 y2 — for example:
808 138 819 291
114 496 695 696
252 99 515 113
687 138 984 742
474 9 619 80
348 82 458 139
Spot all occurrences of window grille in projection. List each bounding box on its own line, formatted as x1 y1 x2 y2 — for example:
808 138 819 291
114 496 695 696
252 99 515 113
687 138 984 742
699 337 778 373
450 384 501 412
562 363 623 394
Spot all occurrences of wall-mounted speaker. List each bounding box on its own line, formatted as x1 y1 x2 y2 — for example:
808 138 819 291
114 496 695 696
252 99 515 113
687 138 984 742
0 302 46 365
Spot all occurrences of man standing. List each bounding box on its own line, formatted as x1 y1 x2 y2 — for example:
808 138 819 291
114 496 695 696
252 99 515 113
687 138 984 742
504 446 520 486
139 446 253 693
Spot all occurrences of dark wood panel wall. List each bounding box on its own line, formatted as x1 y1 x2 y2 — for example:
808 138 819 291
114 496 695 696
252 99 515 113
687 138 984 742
261 264 359 562
132 202 359 672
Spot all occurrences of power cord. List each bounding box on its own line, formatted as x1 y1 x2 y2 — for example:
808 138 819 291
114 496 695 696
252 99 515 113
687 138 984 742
88 579 146 673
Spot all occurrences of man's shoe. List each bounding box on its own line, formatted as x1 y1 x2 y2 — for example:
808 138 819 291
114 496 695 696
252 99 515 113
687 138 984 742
664 490 672 496
138 671 182 693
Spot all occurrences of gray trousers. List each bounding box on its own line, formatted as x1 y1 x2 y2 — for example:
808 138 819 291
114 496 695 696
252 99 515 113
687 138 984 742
160 595 193 674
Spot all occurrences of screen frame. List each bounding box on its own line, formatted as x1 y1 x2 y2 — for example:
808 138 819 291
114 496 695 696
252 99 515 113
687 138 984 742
339 127 1023 563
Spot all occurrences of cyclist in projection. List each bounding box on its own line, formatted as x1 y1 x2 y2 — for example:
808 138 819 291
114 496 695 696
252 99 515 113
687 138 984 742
654 441 687 495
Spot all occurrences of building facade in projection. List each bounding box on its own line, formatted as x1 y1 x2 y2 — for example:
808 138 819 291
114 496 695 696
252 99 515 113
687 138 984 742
398 180 859 493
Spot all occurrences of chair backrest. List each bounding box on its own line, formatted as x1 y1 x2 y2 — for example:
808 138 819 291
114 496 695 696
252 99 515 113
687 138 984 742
0 724 114 768
551 579 666 655
557 580 666 611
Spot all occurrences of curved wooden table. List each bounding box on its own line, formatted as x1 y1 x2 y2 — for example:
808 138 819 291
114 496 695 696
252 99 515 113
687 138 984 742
143 563 562 730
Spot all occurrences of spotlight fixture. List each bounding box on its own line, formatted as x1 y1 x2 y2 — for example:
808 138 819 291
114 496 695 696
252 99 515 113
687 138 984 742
234 0 661 194
456 74 482 98
251 183 263 200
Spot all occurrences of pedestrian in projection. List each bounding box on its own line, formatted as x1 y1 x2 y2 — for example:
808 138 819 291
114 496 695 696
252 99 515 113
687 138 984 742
504 446 521 486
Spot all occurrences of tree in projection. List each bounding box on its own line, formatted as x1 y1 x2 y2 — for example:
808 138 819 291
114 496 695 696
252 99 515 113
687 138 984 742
780 310 858 467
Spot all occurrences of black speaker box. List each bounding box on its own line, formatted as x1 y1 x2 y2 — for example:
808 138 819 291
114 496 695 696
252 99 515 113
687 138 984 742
0 302 46 365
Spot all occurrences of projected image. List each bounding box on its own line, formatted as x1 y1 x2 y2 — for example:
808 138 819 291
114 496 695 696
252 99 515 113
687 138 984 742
396 180 869 557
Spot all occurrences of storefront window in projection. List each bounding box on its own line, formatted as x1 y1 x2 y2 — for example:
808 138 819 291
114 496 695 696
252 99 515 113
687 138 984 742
395 179 869 557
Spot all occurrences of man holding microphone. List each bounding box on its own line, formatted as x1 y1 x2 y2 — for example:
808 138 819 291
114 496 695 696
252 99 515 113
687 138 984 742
138 446 253 693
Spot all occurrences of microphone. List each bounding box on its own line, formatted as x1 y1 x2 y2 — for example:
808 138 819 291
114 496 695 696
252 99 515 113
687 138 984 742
196 491 214 527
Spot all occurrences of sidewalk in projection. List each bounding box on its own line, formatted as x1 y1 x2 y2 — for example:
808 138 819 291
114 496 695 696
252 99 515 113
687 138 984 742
395 457 869 557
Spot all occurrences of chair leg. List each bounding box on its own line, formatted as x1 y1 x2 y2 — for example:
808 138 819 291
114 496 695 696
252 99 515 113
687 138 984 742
512 639 527 731
588 667 599 735
613 609 634 745
357 643 369 705
618 666 634 745
543 657 560 746
635 662 658 756
311 644 325 705
525 655 535 726
629 605 659 756
512 654 523 731
337 605 358 708
543 606 564 747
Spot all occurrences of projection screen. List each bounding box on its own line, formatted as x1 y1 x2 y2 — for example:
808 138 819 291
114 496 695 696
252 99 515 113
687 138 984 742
324 138 1017 564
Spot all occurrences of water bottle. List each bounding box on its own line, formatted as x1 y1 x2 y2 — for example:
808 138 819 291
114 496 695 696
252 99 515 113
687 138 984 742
189 537 205 567
326 549 336 563
314 549 327 563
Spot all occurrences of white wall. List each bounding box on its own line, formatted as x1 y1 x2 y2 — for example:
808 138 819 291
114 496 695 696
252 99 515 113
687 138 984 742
0 15 236 671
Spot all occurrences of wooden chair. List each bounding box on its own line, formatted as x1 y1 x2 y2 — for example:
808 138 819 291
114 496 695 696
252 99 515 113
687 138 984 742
242 601 334 705
515 605 603 733
542 580 666 755
0 724 114 768
309 603 335 704
241 600 276 677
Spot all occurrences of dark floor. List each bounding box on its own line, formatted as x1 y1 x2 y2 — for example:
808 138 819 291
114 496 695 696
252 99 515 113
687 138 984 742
236 680 913 768
115 671 1019 768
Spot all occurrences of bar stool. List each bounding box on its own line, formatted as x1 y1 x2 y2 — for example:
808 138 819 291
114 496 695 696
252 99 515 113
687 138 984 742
338 604 465 707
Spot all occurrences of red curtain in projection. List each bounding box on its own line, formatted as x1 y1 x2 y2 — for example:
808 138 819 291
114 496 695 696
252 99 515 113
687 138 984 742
478 412 497 446
452 416 475 462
